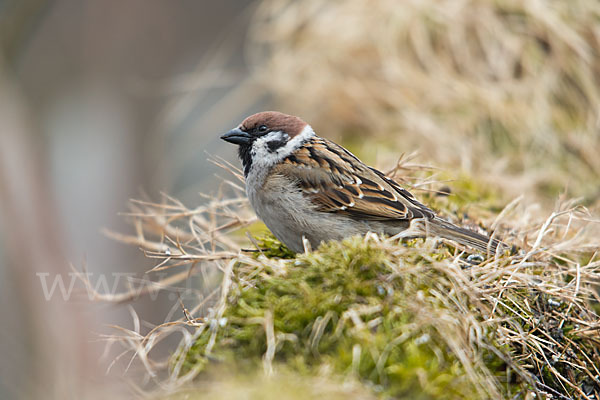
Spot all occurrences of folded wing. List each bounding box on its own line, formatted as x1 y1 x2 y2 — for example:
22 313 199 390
272 137 435 222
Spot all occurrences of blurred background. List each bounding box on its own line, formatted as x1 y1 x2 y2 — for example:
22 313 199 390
0 0 598 399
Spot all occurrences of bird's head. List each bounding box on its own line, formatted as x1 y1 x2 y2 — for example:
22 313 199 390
221 111 314 175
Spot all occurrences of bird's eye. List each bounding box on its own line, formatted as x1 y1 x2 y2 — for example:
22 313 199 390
258 125 268 133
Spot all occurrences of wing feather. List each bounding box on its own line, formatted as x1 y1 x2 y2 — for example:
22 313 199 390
271 137 435 221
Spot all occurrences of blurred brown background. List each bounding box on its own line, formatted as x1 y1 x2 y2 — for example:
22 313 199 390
0 1 259 399
1 0 598 399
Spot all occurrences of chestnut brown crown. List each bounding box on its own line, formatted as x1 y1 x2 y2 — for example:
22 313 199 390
241 111 307 137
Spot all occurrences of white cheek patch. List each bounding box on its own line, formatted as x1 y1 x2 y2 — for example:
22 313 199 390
250 125 315 169
251 131 288 160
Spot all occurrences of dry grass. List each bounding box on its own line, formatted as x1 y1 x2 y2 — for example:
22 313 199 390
94 158 600 399
93 1 600 398
247 0 600 204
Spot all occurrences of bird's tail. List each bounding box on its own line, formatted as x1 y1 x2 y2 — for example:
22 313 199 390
426 217 507 255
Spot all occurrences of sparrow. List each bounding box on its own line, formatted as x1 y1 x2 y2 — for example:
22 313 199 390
221 111 504 255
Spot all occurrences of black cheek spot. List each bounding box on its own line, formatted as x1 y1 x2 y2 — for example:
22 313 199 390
267 139 287 152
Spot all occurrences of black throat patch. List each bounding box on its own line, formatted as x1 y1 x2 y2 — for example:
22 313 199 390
238 144 253 176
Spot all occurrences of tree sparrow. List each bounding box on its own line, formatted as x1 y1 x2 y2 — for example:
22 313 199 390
221 111 504 255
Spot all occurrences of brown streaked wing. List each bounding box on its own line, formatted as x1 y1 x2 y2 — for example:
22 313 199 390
274 137 435 221
367 167 435 218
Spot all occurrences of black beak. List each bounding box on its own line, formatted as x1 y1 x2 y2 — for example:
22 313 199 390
220 128 252 145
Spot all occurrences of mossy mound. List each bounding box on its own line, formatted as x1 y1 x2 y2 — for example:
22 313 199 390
175 233 599 399
117 162 599 399
167 369 377 400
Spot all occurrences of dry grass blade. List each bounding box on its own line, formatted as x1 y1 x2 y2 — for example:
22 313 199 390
249 0 600 204
88 162 600 400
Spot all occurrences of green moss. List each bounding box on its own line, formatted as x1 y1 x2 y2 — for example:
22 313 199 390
170 170 598 399
418 172 504 216
178 236 519 399
251 233 297 259
165 368 377 400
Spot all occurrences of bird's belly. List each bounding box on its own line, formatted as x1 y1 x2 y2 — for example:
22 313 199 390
247 176 368 252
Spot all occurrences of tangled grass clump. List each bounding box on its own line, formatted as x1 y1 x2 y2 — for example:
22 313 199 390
99 160 599 399
179 235 504 399
175 232 599 399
